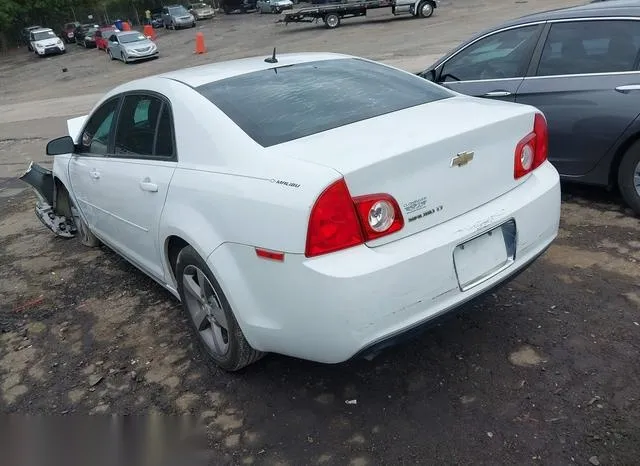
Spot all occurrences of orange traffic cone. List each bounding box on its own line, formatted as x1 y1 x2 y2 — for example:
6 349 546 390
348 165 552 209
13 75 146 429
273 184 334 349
122 21 131 31
194 32 206 54
143 24 156 40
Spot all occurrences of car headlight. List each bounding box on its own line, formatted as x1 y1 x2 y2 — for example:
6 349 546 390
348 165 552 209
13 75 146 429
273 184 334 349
35 43 44 49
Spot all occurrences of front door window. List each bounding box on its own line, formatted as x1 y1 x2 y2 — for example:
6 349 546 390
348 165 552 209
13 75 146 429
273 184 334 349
439 25 541 82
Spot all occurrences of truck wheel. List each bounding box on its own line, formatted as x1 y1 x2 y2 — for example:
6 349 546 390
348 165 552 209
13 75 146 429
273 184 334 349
418 0 434 18
618 140 640 216
324 13 340 28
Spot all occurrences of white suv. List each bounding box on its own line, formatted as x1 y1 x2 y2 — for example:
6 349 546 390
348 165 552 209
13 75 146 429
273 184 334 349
30 28 66 57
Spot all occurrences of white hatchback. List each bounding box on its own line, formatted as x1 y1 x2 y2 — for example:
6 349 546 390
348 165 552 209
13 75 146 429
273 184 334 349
29 28 65 57
22 52 561 371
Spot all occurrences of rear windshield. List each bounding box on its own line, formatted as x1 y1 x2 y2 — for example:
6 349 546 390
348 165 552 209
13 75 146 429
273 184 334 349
195 58 452 147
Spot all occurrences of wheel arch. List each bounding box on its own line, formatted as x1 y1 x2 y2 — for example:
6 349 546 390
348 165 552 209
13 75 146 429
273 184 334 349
165 235 190 283
609 131 640 189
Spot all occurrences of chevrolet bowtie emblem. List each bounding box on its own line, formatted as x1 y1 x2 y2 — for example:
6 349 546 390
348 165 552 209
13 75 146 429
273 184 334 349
451 151 474 167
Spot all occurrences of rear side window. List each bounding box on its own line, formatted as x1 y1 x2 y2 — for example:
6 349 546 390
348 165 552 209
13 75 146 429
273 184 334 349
195 58 453 147
537 20 640 76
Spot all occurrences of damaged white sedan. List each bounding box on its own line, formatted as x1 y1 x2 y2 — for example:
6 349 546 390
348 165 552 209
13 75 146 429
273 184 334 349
21 52 561 371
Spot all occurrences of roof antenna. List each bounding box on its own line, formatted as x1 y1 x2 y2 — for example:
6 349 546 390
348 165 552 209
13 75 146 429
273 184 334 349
264 47 278 64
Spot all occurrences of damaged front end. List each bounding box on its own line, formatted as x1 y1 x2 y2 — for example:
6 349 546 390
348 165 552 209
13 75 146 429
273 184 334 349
19 162 77 238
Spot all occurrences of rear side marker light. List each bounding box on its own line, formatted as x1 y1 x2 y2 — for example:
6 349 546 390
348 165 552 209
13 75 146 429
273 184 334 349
255 248 285 261
514 112 548 179
305 179 404 258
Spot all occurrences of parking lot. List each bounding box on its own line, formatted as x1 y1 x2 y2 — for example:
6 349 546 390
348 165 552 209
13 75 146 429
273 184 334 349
1 0 640 463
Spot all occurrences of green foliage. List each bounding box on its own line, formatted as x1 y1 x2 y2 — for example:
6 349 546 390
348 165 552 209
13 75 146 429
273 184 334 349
0 0 20 27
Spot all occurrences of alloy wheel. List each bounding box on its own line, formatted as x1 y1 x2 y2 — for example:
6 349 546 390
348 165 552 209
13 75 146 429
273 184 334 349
182 265 230 356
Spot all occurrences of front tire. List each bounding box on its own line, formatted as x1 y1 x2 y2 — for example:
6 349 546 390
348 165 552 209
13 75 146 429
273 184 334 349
107 49 114 60
176 246 264 371
418 0 434 18
618 141 640 215
70 205 99 247
121 52 128 63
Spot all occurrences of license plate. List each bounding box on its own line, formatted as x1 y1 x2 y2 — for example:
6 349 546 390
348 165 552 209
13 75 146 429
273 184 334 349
453 221 516 291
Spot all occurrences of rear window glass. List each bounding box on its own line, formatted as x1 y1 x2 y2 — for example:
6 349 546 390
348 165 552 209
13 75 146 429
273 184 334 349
195 58 453 147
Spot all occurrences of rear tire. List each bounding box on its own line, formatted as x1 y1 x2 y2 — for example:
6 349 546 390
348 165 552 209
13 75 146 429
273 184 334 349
618 141 640 216
175 246 264 371
324 13 340 28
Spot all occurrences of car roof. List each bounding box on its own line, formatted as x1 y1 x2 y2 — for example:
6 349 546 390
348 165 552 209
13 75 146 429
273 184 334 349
496 0 640 28
32 28 53 33
157 52 353 88
426 0 640 69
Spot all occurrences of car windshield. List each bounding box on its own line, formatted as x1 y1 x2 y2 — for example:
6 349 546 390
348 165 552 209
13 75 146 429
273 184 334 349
191 3 208 7
195 58 453 147
33 30 56 41
169 6 189 14
119 33 147 44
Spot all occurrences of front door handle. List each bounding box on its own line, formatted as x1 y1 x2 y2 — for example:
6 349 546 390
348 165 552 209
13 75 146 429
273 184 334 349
89 169 100 179
139 178 158 192
482 90 512 97
615 84 640 93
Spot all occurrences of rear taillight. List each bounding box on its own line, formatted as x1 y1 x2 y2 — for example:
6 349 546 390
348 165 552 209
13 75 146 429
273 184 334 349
352 194 404 241
305 179 404 258
514 112 548 179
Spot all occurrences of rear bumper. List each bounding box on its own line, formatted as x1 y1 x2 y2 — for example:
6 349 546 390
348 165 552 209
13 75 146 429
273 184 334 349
208 161 561 363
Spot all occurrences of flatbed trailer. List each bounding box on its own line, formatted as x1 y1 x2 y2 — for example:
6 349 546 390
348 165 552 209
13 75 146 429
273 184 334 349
279 0 437 29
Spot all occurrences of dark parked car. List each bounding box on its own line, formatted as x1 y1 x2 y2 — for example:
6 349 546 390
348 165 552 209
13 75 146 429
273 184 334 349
151 12 164 28
418 0 640 214
73 23 97 44
75 24 100 48
221 0 257 13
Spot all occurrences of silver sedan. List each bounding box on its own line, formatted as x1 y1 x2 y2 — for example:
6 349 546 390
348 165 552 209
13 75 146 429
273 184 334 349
107 31 159 64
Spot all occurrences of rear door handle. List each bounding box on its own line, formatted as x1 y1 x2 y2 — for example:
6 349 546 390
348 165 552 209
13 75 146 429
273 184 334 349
89 169 100 179
615 84 640 93
482 90 512 97
139 178 158 192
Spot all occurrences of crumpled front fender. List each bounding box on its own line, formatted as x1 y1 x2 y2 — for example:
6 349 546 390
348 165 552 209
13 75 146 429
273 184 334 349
19 161 76 238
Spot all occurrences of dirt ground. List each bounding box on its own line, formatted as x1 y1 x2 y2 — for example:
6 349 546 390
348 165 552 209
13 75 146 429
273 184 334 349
1 0 640 464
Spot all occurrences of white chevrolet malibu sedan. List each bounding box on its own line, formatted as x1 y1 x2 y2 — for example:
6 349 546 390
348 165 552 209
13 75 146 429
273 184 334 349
22 52 561 371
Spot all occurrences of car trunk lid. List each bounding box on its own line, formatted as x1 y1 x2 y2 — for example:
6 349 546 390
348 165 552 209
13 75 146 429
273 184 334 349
279 95 538 246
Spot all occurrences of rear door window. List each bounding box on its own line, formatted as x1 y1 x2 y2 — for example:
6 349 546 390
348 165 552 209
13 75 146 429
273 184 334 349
536 20 640 76
195 58 453 147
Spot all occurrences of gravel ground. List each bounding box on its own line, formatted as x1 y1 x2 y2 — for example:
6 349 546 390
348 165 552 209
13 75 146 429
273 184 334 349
1 1 639 464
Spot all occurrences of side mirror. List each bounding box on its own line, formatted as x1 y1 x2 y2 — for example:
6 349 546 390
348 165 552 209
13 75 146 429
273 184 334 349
417 68 437 82
46 135 75 155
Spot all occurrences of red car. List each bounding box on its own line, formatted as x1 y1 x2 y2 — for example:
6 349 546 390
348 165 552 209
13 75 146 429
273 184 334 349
95 25 119 50
61 22 80 43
